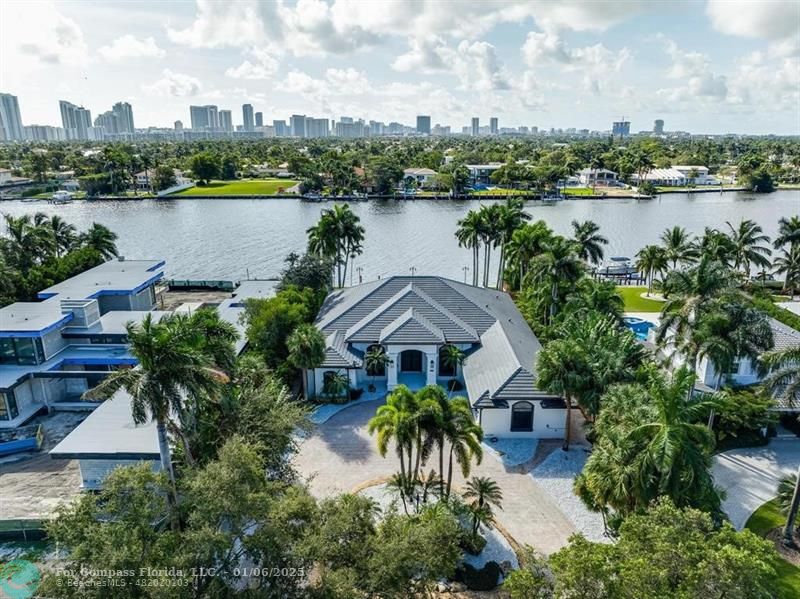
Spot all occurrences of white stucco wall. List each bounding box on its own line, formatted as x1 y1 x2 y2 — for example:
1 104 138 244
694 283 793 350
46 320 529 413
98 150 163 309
479 400 566 439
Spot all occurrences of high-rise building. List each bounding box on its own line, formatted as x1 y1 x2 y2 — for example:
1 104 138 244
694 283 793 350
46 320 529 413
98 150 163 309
24 125 65 141
242 104 254 132
416 115 431 135
94 111 119 136
174 120 183 132
189 105 219 130
59 100 92 140
334 119 365 138
612 120 630 138
489 117 498 135
273 120 288 137
0 93 24 141
112 102 134 134
219 109 233 132
290 114 306 137
654 119 664 135
255 112 263 127
471 117 480 137
306 117 329 138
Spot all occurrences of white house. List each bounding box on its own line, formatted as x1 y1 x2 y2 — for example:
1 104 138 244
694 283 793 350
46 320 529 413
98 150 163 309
465 163 504 186
577 168 618 186
672 165 717 185
308 276 567 439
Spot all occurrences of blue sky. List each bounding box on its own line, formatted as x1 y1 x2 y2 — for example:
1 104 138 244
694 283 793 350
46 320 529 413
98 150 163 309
1 0 798 134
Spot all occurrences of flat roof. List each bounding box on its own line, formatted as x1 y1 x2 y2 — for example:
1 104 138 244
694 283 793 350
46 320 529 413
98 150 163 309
62 310 171 336
0 301 73 335
38 259 165 300
49 390 159 460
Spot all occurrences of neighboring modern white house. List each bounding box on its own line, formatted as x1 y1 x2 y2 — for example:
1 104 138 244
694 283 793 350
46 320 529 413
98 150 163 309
633 166 719 187
465 163 504 186
308 276 567 439
577 168 618 186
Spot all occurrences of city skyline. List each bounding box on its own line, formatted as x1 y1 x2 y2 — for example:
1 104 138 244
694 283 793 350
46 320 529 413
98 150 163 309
1 1 798 135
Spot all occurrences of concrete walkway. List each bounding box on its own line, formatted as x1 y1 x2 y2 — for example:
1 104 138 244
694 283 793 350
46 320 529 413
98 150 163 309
712 439 800 529
293 399 581 555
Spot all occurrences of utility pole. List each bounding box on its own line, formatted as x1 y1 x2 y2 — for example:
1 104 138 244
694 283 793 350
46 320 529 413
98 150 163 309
462 266 469 284
409 266 417 277
356 266 364 284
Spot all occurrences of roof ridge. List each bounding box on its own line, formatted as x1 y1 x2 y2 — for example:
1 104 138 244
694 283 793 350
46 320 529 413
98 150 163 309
318 277 394 330
408 282 479 341
344 282 414 339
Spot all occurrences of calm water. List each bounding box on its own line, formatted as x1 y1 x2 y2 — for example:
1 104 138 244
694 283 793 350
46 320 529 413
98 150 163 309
2 191 798 282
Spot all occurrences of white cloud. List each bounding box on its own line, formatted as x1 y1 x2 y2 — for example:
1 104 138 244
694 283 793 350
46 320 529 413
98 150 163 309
225 48 279 80
166 0 276 49
98 35 165 61
706 0 800 40
657 35 710 79
143 69 202 97
6 1 88 66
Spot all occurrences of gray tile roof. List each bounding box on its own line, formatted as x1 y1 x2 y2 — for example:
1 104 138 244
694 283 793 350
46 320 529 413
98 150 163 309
321 330 363 368
316 276 554 407
770 318 800 352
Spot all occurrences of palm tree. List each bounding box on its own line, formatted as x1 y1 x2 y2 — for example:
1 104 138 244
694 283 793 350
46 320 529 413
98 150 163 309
368 385 418 481
700 227 737 268
628 367 719 512
774 246 800 298
439 345 465 395
761 345 800 410
307 203 365 288
726 219 771 278
536 338 586 450
47 215 78 258
563 279 625 322
443 396 483 497
323 372 349 398
2 214 52 268
632 150 655 189
529 236 584 325
364 345 391 392
635 244 668 295
84 314 229 512
494 198 530 288
660 226 697 270
505 220 553 290
571 220 608 265
478 204 502 287
287 324 326 399
463 476 503 539
81 223 119 259
455 210 484 287
774 216 800 251
777 471 800 545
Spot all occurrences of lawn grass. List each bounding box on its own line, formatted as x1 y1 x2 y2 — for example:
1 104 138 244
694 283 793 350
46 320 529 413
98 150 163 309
745 499 800 599
471 188 532 196
174 179 299 196
563 187 594 196
616 286 665 312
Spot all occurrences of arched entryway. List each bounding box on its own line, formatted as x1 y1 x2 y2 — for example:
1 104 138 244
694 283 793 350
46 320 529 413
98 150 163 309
399 349 424 373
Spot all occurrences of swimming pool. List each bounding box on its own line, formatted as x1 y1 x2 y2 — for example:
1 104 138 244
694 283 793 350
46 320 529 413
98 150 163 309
623 316 655 340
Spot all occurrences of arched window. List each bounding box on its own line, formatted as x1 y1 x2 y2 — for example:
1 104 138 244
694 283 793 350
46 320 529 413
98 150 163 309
365 344 387 376
510 401 534 432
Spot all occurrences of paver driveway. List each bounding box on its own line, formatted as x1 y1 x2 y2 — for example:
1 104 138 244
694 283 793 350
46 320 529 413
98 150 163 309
294 399 579 555
712 438 800 529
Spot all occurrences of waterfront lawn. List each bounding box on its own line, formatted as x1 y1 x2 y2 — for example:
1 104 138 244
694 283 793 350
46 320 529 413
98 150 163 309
175 179 299 196
745 499 800 599
617 286 664 312
563 187 594 196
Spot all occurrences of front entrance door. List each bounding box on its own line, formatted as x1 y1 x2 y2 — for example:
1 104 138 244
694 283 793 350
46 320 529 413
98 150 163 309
400 350 423 372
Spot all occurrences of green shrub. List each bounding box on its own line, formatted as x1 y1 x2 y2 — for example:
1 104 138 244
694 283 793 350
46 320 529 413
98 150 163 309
750 296 800 332
713 388 775 450
461 533 487 556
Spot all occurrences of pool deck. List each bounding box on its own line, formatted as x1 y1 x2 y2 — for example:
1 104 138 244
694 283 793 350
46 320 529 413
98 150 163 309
623 311 661 326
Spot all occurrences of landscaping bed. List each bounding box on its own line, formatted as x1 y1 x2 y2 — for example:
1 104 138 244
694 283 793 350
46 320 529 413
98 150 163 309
745 499 800 598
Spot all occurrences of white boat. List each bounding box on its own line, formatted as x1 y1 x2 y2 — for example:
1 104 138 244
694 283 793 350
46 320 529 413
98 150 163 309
49 191 74 204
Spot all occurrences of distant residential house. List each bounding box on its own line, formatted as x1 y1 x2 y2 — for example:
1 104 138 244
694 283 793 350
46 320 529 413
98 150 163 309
402 167 437 188
672 165 717 185
577 168 618 186
0 168 12 185
61 179 80 192
134 169 190 190
307 276 568 439
465 163 504 186
632 168 687 186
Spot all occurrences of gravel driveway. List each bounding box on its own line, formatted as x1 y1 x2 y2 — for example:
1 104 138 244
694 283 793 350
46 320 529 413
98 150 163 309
293 398 583 555
712 439 800 529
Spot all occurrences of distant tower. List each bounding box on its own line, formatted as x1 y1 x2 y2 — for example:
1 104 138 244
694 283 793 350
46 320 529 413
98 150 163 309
255 111 263 128
612 119 630 138
174 120 183 132
489 117 498 135
242 104 254 132
416 115 431 135
654 119 664 135
0 93 24 141
471 117 480 136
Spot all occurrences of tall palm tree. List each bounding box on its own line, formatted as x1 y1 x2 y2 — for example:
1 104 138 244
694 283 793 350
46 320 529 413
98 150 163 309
47 215 78 258
571 220 608 265
81 223 119 259
564 279 625 322
774 215 800 251
774 246 800 298
2 214 52 268
635 244 668 295
368 385 418 481
529 236 584 325
307 203 365 288
287 324 326 399
660 226 697 270
463 476 503 539
494 197 530 288
726 219 771 278
478 204 502 287
536 337 587 450
443 396 483 497
628 367 719 513
455 210 484 286
505 220 553 290
700 227 737 268
84 314 229 511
